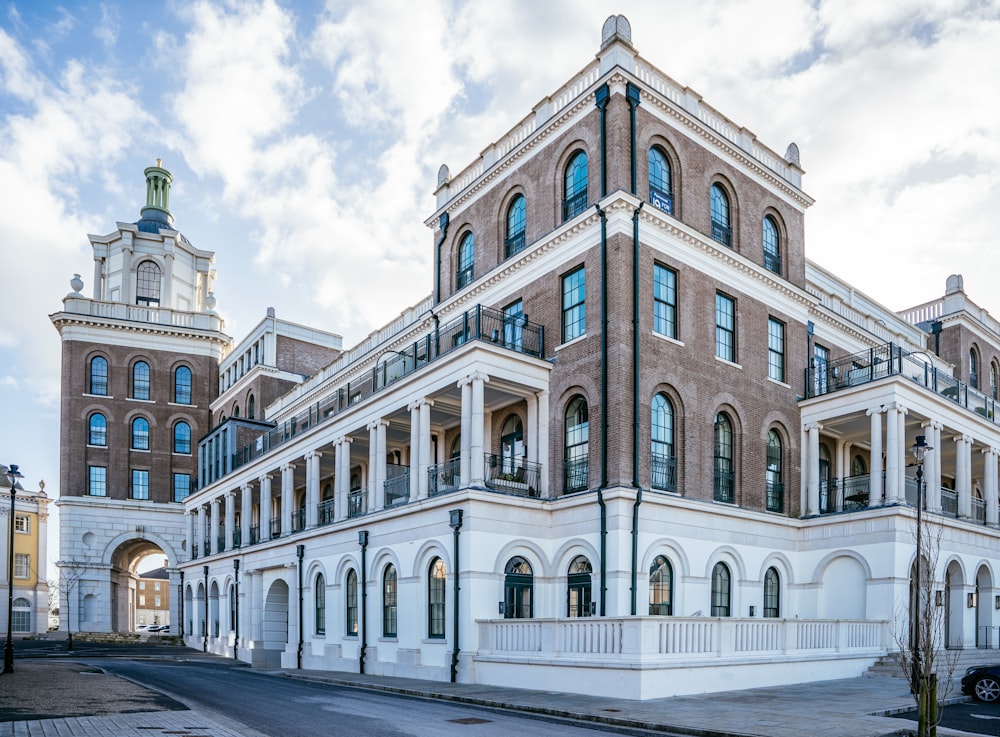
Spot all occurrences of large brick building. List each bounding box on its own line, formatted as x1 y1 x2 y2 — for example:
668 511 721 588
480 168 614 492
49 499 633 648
54 16 1000 697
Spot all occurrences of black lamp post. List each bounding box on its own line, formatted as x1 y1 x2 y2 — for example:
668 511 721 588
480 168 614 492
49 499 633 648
233 559 240 660
4 463 23 675
910 435 932 696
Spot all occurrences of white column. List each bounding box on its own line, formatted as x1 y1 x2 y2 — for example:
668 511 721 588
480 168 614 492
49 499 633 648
418 400 433 499
409 402 421 500
224 491 235 551
120 245 133 303
806 423 820 516
368 422 378 508
163 252 174 309
526 393 538 465
921 422 939 513
537 390 550 497
281 463 294 535
306 451 320 528
896 405 908 501
884 404 900 503
241 483 252 548
92 257 103 300
959 435 974 519
835 439 847 483
470 372 488 486
868 407 883 507
985 448 999 526
459 379 472 487
375 420 388 509
336 438 352 521
931 422 943 511
259 474 272 540
185 511 195 562
209 500 220 555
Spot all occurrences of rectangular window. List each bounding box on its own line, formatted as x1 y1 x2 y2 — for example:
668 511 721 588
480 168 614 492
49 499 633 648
14 514 30 534
14 553 30 578
154 596 161 607
653 264 677 338
139 595 146 607
89 466 107 496
154 582 161 591
813 344 830 394
502 299 524 351
562 267 586 342
132 469 150 500
715 293 736 362
768 318 785 382
173 473 191 503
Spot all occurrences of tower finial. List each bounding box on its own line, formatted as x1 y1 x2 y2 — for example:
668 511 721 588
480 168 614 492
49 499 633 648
140 161 174 227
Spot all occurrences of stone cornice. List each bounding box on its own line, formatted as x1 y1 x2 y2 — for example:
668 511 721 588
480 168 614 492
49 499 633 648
50 310 231 348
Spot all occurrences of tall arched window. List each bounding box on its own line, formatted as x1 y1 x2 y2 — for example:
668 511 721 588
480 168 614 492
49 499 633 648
711 562 732 617
346 569 358 635
174 421 191 454
648 147 673 213
428 557 446 638
851 454 868 477
992 361 1000 400
567 556 593 617
456 232 475 289
504 557 533 619
500 414 524 476
12 597 31 633
710 184 732 247
651 393 676 491
88 413 107 446
763 216 781 275
247 394 255 420
136 260 162 305
383 564 397 637
314 573 326 635
174 366 192 404
131 417 150 450
766 429 783 513
505 194 526 258
132 361 150 400
563 151 588 221
970 347 980 389
89 356 108 395
713 413 734 502
649 555 673 615
764 567 780 618
564 397 589 493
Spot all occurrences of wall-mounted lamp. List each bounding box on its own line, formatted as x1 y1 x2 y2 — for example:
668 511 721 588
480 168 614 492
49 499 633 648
935 590 943 607
449 509 463 530
498 601 506 616
358 530 368 546
749 606 756 617
968 592 978 608
995 595 1000 611
589 601 597 616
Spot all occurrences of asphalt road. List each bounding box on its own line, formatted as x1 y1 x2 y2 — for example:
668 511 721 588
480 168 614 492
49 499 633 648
893 700 1000 736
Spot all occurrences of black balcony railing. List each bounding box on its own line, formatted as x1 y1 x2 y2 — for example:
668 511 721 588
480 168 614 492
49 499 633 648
504 231 525 259
318 498 335 526
249 524 259 545
711 220 732 247
563 190 588 221
456 265 474 289
484 454 541 497
348 490 367 518
651 453 676 492
202 541 210 556
564 457 589 493
292 508 305 532
428 458 461 496
269 518 281 539
233 529 242 548
384 471 410 507
764 250 782 275
942 488 958 517
713 469 734 503
766 481 784 513
216 535 225 552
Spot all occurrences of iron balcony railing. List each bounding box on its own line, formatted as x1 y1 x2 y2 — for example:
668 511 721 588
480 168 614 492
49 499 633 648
249 524 259 545
428 458 461 497
764 250 782 275
384 471 410 507
819 474 871 514
504 231 525 259
348 490 367 518
766 481 784 513
651 453 676 492
216 535 225 553
233 529 242 548
484 454 541 497
974 497 986 524
456 265 474 289
564 457 588 493
292 508 305 532
713 469 734 503
942 488 958 517
711 220 732 247
202 541 210 556
318 498 335 526
206 304 545 485
269 518 281 539
562 190 588 221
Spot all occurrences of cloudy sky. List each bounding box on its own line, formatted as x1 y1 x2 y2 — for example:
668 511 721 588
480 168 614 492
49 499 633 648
2 0 1000 554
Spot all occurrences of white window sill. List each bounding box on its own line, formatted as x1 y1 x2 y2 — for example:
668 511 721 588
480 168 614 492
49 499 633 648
555 334 587 352
767 377 791 389
715 356 742 369
652 331 683 347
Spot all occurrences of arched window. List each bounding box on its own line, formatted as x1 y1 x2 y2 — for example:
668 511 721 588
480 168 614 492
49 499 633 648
763 216 781 274
315 573 326 635
766 429 783 513
232 403 240 418
346 569 358 635
564 397 589 492
504 557 533 619
711 562 732 617
567 556 593 617
713 413 734 502
500 414 524 476
649 555 673 615
132 361 150 400
428 557 446 638
174 366 192 404
248 394 255 420
764 567 780 618
648 147 673 213
819 443 833 512
383 564 397 637
563 151 588 221
173 421 191 454
136 260 161 305
851 454 867 477
131 417 150 450
651 393 676 491
12 597 31 633
970 347 980 389
88 413 107 446
992 361 1000 400
710 184 732 247
505 194 526 258
89 356 108 395
456 232 475 289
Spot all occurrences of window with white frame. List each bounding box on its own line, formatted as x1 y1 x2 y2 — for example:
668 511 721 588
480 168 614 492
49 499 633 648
14 553 30 578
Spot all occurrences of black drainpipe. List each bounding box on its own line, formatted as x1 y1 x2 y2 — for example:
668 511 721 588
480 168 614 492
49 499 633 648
597 203 608 616
179 570 185 638
296 544 304 669
449 509 463 682
202 565 209 653
434 213 449 305
233 559 240 660
627 82 640 195
931 320 942 356
595 84 609 197
631 203 643 615
358 530 369 674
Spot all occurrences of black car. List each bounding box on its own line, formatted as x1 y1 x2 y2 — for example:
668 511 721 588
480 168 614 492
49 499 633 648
962 665 1000 702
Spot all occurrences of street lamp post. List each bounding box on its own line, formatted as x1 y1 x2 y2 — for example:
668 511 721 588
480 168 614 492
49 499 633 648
4 463 24 675
910 436 932 698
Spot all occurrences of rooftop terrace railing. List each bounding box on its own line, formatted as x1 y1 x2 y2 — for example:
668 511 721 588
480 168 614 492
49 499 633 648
201 304 545 488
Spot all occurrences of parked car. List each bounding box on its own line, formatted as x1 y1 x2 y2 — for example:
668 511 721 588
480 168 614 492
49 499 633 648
136 624 150 631
158 625 170 633
962 665 1000 702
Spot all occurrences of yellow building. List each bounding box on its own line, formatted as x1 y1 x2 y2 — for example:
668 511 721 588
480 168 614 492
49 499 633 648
2 465 50 636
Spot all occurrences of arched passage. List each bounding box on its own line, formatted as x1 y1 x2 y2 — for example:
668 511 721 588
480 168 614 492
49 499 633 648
263 579 290 667
977 565 993 648
209 581 221 638
946 561 964 648
108 537 173 633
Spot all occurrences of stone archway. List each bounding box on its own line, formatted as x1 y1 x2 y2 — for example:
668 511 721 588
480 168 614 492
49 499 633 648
946 561 965 649
262 579 289 668
108 537 174 633
977 565 994 648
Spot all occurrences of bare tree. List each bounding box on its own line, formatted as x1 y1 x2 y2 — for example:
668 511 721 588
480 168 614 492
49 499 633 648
58 561 89 652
